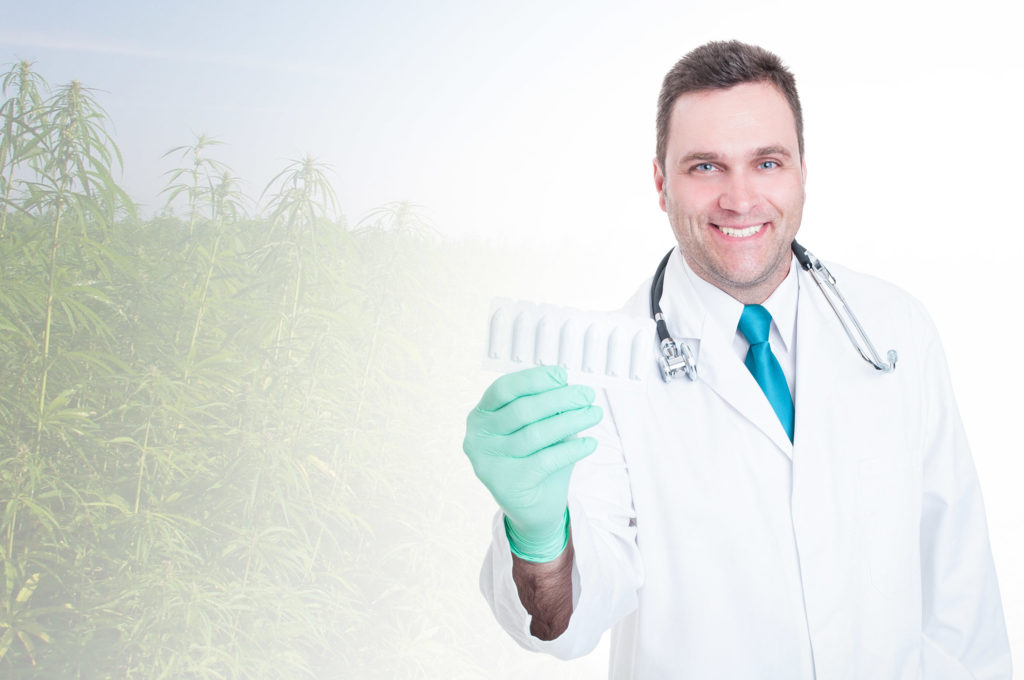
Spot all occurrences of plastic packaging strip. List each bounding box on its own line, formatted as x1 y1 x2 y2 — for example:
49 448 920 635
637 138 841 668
483 298 654 389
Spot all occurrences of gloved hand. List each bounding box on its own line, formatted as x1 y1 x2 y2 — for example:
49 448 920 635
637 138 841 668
464 365 603 562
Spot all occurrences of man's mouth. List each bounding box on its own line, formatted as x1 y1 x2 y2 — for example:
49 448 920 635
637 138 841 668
713 222 767 238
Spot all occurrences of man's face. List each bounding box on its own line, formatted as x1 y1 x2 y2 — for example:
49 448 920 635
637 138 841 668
654 81 806 304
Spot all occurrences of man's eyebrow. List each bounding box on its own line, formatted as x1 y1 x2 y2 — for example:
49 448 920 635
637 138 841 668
678 151 719 164
753 145 792 159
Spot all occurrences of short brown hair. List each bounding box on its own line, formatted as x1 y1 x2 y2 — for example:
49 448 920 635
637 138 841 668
656 41 803 171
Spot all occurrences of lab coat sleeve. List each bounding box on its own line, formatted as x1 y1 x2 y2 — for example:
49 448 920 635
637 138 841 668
479 387 643 659
915 305 1012 679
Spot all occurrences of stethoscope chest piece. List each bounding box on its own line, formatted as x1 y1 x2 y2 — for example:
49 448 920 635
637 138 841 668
657 334 697 382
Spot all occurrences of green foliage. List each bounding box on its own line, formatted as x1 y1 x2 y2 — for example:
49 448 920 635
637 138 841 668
1 60 579 679
0 60 47 236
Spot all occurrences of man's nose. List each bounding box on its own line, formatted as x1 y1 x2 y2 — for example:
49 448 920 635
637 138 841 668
718 172 758 214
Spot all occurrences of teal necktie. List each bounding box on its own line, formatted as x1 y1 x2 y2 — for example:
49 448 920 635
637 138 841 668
738 305 794 441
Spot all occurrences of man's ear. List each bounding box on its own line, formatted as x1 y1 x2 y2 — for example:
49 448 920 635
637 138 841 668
653 158 667 212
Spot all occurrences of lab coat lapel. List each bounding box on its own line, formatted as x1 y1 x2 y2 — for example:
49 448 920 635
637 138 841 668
792 266 845 451
662 250 794 458
698 323 795 458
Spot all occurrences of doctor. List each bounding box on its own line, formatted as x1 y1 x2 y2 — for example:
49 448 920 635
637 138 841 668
462 41 1011 678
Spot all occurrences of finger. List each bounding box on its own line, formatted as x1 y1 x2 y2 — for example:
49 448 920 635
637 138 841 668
477 365 567 412
506 404 603 457
484 384 595 436
529 436 599 477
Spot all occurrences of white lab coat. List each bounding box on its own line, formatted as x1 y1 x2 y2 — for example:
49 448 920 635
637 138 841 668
480 249 1012 679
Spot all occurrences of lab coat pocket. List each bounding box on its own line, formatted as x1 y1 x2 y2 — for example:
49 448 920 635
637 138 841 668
858 456 919 599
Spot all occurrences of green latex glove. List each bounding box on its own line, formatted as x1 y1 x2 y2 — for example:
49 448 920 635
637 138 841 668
464 365 603 562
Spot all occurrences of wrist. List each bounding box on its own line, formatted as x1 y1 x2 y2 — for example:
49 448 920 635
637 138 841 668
504 507 570 563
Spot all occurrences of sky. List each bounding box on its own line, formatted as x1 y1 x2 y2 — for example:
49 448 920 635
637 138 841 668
3 0 1023 665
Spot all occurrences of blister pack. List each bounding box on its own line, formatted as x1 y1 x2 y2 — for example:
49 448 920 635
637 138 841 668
482 298 655 389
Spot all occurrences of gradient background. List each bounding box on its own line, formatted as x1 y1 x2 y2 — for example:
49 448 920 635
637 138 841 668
3 0 1021 674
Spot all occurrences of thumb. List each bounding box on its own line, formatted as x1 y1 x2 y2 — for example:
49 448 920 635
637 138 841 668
531 436 599 477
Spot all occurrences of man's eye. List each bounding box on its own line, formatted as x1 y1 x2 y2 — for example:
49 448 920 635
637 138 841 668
693 163 716 172
759 160 779 170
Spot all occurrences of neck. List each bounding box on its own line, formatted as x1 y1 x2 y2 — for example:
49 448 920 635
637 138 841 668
687 257 792 306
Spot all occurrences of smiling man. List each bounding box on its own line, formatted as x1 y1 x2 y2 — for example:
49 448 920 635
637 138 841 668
655 80 805 304
463 41 1011 678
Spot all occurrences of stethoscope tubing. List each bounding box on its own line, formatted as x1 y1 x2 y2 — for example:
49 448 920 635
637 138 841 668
650 240 897 382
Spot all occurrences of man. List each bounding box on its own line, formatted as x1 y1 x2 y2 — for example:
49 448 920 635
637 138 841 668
463 41 1011 678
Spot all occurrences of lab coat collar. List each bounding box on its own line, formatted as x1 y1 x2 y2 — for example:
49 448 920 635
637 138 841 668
660 248 797 457
682 255 799 355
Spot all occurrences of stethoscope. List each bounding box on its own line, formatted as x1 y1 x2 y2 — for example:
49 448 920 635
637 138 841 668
650 241 899 382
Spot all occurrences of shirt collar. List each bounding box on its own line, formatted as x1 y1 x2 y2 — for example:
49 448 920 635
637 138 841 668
680 253 799 351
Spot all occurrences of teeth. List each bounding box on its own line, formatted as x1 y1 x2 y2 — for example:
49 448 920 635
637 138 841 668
718 223 765 238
